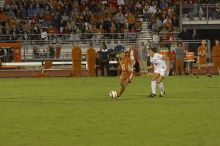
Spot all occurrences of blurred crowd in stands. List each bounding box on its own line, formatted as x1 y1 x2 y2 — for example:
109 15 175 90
0 0 144 41
0 0 219 42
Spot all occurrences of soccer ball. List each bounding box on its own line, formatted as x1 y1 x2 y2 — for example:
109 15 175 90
109 90 118 98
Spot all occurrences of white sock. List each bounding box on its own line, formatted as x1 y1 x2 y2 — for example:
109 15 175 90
159 82 165 94
151 80 156 94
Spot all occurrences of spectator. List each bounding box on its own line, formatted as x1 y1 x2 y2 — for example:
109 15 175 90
175 42 185 75
214 3 220 19
86 42 96 77
153 31 161 49
164 31 173 50
72 43 82 77
114 41 125 53
198 6 204 19
196 40 212 78
148 2 157 15
135 1 143 15
40 28 48 42
138 42 148 75
177 28 191 40
163 16 174 32
102 16 112 39
100 42 110 76
211 40 220 75
23 19 32 34
143 4 150 22
155 16 163 32
48 45 55 58
33 46 39 58
189 29 200 54
55 41 61 59
96 48 101 76
1 0 143 43
127 12 136 31
114 10 125 34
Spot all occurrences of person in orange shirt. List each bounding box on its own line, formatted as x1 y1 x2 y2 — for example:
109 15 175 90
0 53 2 69
211 40 220 75
127 12 136 31
116 51 134 98
86 42 96 77
196 40 212 78
72 43 82 77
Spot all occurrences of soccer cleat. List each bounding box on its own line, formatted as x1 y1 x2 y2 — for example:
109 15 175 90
148 93 156 97
116 92 121 98
206 74 212 78
159 91 166 97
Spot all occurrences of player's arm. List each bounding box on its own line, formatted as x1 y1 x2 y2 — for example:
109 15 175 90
197 47 204 57
128 59 135 73
161 55 170 67
203 47 208 56
162 55 169 61
130 60 135 67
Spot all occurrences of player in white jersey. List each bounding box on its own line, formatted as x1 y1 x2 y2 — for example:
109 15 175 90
147 47 170 97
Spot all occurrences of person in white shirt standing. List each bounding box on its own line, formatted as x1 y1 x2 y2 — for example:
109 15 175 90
147 47 170 97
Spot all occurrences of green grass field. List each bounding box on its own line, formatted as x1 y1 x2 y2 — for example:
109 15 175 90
0 76 220 146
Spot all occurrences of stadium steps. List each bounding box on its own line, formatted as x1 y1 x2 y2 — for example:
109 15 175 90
139 22 152 44
0 0 4 8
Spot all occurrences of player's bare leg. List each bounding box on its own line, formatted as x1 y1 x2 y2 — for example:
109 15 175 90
214 63 220 75
197 64 201 78
214 64 219 75
156 76 166 97
118 79 129 98
118 85 125 98
148 73 160 97
205 64 212 77
218 66 220 75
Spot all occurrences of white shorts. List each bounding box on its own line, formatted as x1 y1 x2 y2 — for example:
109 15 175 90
154 67 170 76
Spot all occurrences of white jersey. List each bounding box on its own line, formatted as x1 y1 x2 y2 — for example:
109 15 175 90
150 53 166 69
150 53 169 76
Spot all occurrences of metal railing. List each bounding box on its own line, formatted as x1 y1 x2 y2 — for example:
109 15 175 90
0 32 139 44
180 3 220 28
0 32 212 64
0 33 140 62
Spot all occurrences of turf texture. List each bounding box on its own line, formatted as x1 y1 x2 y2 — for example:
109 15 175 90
0 76 220 146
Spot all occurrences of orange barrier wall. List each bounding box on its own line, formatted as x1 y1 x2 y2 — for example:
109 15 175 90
0 43 21 62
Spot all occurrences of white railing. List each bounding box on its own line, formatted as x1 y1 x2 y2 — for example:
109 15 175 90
0 33 140 61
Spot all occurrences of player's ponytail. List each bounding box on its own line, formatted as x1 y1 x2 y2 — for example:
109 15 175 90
149 47 157 53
